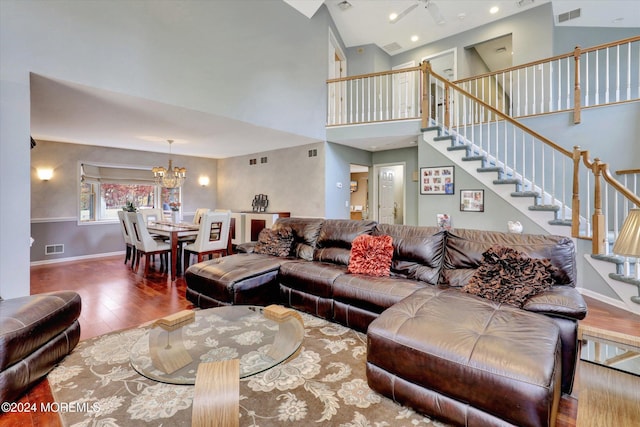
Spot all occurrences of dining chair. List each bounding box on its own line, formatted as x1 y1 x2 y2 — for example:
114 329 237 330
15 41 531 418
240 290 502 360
183 211 231 272
117 210 136 266
127 211 171 277
193 208 210 225
141 208 164 225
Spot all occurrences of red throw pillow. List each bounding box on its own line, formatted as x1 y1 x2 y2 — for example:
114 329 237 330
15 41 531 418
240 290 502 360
347 234 394 277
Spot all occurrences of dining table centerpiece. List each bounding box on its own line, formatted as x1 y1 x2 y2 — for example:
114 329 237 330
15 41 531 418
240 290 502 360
169 202 181 223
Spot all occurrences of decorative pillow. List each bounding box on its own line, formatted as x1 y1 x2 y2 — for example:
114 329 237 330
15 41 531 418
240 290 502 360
462 245 557 308
254 227 294 257
347 234 394 277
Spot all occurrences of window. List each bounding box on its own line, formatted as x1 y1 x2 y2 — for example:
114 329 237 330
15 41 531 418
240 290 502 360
79 163 181 223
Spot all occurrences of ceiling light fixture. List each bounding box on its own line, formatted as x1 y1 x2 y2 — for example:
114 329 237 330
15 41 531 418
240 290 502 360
389 12 398 21
152 140 187 189
338 1 352 11
490 6 500 14
411 35 419 42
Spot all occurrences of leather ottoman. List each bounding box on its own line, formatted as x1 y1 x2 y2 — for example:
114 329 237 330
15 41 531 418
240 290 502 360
185 253 288 308
1 291 81 403
366 288 561 427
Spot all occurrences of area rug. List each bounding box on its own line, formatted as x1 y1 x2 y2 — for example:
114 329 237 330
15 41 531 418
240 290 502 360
49 311 449 426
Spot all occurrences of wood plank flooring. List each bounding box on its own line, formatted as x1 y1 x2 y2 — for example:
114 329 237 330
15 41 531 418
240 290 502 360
2 255 640 427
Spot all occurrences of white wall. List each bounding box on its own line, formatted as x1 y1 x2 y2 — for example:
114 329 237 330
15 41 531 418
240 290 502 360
216 142 325 217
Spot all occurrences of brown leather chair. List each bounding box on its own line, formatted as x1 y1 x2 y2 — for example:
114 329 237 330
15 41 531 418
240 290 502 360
0 291 81 403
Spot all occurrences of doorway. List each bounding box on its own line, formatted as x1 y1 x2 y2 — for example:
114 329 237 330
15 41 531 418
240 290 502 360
373 163 405 225
350 164 369 220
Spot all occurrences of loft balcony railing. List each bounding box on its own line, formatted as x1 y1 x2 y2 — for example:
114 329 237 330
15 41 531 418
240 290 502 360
454 35 640 124
326 36 640 260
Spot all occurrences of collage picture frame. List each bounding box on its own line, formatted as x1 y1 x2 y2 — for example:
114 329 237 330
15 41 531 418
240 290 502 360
420 166 454 195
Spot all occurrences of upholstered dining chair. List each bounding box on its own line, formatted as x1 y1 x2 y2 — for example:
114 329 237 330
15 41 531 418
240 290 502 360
117 210 136 266
193 208 210 225
127 212 171 277
141 208 164 225
183 211 231 272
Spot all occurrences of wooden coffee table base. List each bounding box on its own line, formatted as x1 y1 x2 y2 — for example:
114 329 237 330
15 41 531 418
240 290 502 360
191 305 304 427
192 359 240 427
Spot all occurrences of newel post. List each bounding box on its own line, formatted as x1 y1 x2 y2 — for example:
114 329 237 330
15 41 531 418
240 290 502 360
592 158 606 254
421 61 430 129
573 46 582 124
571 146 582 238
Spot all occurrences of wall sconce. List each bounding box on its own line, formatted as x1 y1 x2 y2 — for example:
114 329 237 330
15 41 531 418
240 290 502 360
198 176 210 187
37 168 54 181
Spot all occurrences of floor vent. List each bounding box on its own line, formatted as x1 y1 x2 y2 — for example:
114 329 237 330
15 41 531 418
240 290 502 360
558 8 581 23
45 244 64 255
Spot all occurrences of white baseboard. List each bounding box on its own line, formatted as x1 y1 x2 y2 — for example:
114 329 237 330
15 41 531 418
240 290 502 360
30 251 125 266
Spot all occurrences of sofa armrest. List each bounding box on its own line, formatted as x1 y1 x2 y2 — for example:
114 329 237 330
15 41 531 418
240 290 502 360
523 286 587 320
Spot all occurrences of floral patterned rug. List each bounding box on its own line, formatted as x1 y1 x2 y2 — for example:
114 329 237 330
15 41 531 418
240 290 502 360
49 311 449 427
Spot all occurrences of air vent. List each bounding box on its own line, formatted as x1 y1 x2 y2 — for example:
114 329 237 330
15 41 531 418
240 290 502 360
558 8 581 23
45 244 64 255
383 42 402 52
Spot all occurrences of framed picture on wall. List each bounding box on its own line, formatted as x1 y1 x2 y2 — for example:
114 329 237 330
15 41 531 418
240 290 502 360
460 189 484 212
420 166 454 195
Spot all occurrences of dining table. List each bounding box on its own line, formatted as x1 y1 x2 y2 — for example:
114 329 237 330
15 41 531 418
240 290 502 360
147 221 199 281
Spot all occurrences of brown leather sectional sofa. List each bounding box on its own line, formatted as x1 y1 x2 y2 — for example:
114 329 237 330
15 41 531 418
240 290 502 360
0 291 81 403
185 218 587 426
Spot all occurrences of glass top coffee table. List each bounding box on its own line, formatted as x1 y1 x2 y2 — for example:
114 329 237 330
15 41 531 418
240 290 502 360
130 305 304 385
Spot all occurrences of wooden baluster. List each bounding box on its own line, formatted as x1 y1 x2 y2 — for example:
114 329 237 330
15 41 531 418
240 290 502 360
444 84 451 129
573 45 582 124
572 146 582 237
592 158 606 254
421 61 430 129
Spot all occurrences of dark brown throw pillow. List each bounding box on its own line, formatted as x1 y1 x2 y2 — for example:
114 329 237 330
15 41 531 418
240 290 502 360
462 245 557 308
254 227 294 257
347 234 394 277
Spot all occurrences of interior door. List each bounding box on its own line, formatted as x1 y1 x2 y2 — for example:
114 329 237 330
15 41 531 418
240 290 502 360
378 168 395 225
392 61 415 119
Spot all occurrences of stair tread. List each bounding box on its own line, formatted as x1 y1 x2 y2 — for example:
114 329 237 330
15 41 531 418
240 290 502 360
529 205 561 211
462 155 486 161
447 145 470 151
549 219 572 226
511 191 539 197
478 166 503 172
494 178 521 185
434 135 455 142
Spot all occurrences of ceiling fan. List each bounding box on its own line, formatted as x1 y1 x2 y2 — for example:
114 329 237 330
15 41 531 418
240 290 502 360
389 0 446 25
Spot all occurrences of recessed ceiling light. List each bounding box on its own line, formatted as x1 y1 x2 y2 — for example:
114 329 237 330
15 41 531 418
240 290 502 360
411 35 419 42
490 6 499 14
458 13 466 20
389 12 398 21
612 17 624 23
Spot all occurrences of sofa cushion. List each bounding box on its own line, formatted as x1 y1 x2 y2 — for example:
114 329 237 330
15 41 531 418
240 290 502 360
314 219 377 265
442 229 576 288
347 234 394 277
333 274 429 314
374 224 445 285
462 245 557 308
254 226 294 257
273 217 324 261
278 259 346 298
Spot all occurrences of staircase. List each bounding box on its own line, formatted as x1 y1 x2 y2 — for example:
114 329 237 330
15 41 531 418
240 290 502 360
327 36 640 312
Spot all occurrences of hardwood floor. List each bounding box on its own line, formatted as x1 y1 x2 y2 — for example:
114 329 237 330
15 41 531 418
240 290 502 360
2 255 640 427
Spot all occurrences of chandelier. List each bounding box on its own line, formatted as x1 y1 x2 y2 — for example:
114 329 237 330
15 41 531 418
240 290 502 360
152 140 187 189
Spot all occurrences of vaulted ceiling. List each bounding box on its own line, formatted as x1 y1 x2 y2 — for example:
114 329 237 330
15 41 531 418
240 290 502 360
30 1 639 158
